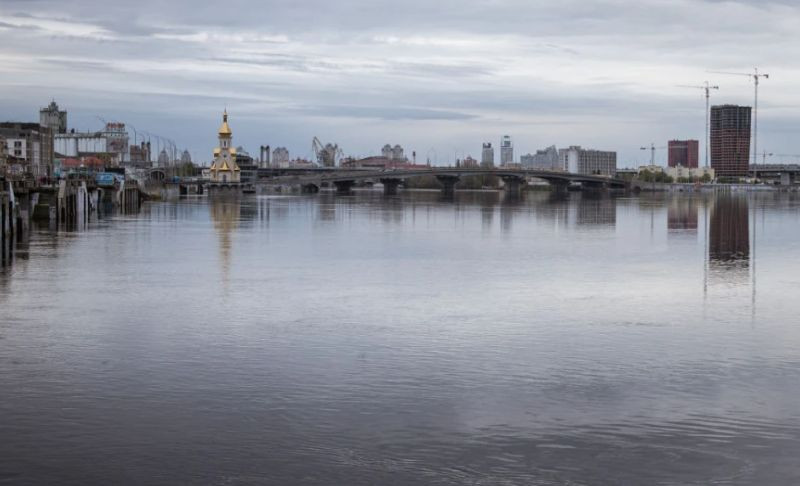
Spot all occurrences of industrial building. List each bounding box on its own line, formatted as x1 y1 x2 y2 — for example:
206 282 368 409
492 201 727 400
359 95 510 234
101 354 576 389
40 101 67 135
481 142 494 167
710 105 751 177
558 146 617 176
668 140 699 168
54 122 130 166
129 142 152 167
379 144 406 162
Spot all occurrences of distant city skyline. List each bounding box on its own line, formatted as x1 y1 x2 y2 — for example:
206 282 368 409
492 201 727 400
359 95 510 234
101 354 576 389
2 0 800 166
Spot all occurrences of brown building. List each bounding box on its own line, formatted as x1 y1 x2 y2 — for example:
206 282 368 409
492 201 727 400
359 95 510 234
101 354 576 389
668 139 699 168
710 105 751 178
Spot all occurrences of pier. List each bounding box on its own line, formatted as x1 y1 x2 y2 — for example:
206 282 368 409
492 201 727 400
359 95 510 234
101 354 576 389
0 175 142 265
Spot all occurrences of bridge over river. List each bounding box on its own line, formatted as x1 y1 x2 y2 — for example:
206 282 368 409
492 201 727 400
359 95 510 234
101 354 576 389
264 167 628 195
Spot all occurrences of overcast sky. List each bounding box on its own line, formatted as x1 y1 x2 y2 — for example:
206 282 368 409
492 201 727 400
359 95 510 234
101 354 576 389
1 0 799 166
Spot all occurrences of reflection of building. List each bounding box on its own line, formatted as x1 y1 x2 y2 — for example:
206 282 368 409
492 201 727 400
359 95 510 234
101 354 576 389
575 195 616 226
500 135 513 166
668 140 699 168
209 197 241 289
521 145 559 170
709 196 749 266
710 105 751 177
209 110 240 183
559 146 617 176
481 142 494 167
668 198 698 232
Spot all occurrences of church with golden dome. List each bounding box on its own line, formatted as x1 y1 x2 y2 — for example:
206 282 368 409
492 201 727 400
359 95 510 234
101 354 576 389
209 110 241 183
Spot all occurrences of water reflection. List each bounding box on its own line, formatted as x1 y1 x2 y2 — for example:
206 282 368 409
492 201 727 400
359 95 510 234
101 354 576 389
4 189 800 485
209 196 240 288
708 195 750 274
668 197 699 233
575 193 617 226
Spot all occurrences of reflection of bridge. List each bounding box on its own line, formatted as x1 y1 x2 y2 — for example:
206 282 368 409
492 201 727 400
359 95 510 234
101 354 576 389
267 168 628 195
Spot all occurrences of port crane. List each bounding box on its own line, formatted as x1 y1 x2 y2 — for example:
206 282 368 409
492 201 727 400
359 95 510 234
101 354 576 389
708 68 769 165
312 137 343 167
677 81 719 168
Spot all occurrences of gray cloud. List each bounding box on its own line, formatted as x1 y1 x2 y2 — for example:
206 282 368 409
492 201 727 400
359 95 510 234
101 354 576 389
292 105 477 121
0 0 798 165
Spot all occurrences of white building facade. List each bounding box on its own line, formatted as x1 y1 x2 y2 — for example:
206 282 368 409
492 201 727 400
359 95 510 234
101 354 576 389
272 147 290 168
558 146 617 176
54 122 129 165
481 142 494 167
500 135 513 166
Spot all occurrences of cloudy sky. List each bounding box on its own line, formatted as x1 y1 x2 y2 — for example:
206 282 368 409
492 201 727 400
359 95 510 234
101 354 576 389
1 0 799 166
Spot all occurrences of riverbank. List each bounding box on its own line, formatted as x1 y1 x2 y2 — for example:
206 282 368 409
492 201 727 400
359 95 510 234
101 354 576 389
631 180 798 192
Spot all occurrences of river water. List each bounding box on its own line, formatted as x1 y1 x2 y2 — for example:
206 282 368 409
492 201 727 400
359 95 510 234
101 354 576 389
1 189 800 485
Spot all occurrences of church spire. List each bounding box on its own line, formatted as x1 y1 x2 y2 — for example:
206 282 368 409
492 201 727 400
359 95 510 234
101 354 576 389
218 109 232 136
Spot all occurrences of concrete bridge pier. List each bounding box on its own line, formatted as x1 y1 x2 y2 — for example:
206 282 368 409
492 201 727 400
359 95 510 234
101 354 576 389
582 180 608 191
549 179 570 194
501 175 525 196
334 180 355 194
301 183 320 194
436 175 460 197
380 178 402 196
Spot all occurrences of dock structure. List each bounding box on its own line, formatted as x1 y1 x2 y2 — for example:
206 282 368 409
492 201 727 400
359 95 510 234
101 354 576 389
1 183 15 265
1 176 142 265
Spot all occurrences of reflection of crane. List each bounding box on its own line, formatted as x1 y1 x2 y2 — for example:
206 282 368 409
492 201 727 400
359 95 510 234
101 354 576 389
708 68 769 164
312 137 342 167
677 81 719 168
640 143 667 166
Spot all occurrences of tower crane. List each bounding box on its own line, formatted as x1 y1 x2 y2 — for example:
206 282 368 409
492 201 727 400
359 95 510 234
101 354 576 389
677 81 719 168
708 68 769 165
640 143 667 166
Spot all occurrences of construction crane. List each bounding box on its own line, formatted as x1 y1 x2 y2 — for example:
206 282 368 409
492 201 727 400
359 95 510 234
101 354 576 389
708 68 769 165
312 137 342 167
677 81 719 168
640 143 667 166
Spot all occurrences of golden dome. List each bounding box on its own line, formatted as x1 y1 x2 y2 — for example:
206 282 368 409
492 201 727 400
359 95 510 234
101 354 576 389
218 109 232 136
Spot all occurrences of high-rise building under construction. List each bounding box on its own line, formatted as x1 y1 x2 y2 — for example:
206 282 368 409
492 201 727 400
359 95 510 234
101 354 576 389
710 105 751 177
